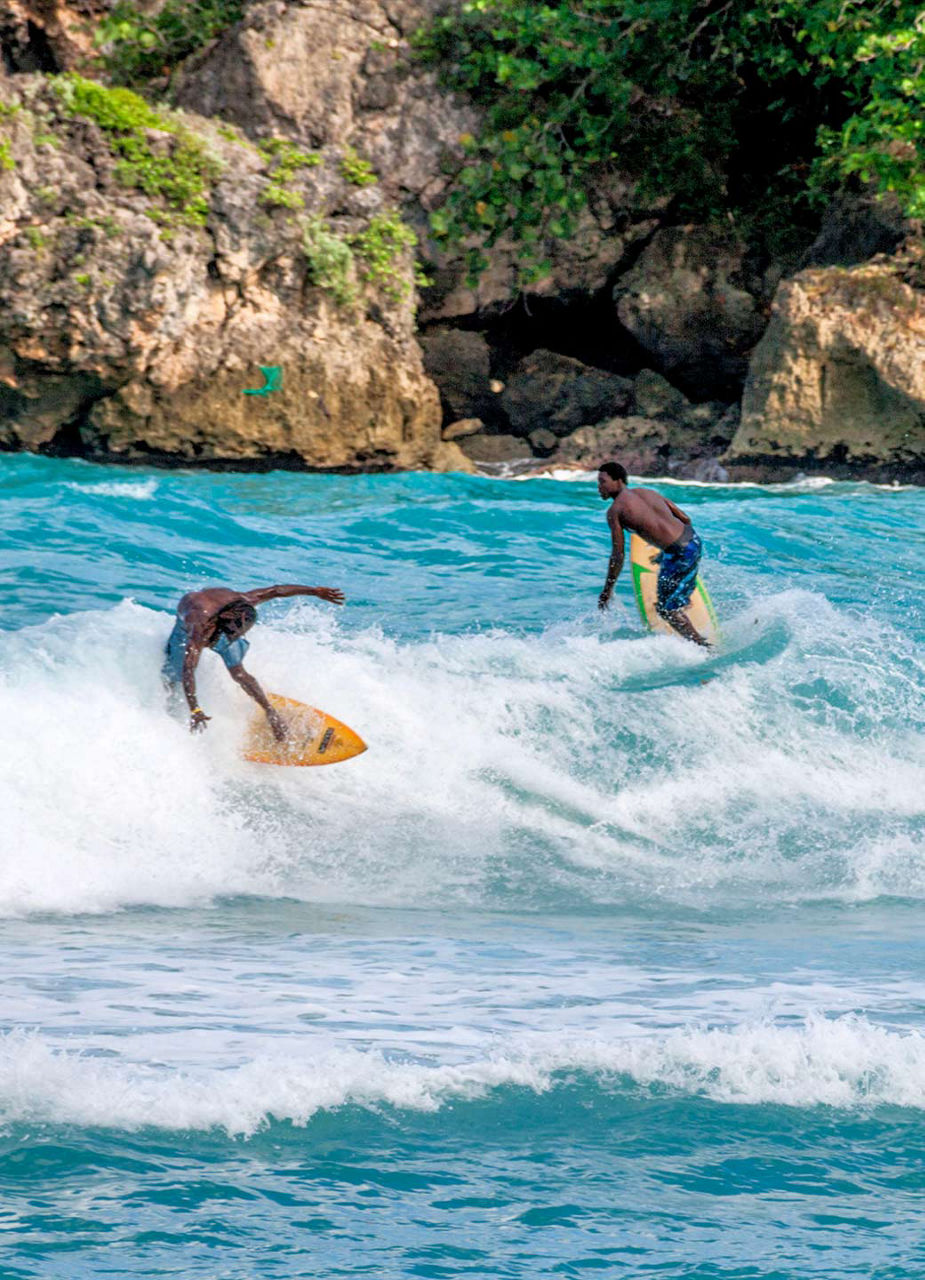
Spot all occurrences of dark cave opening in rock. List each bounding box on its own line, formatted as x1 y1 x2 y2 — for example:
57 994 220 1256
473 289 652 384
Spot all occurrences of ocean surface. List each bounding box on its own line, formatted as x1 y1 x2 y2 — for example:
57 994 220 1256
1 453 924 1279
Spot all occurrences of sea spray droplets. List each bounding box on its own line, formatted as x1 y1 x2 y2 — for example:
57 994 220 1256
0 583 924 914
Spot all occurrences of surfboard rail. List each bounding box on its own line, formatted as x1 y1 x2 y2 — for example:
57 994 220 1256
629 532 719 644
243 692 367 767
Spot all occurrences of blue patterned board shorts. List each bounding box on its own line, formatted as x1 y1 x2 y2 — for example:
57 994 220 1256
655 532 703 615
162 618 250 685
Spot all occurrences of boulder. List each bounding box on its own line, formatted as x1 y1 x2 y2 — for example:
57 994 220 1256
442 416 483 441
458 430 531 466
614 226 768 400
673 457 730 483
419 327 496 424
555 416 672 474
633 368 688 421
804 193 908 270
500 349 633 438
0 0 112 73
528 427 558 457
727 256 925 479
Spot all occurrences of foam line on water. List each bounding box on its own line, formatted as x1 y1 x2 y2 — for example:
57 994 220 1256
1 1015 922 1136
63 478 159 499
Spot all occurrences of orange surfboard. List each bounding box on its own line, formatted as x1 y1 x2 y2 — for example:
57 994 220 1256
243 692 367 767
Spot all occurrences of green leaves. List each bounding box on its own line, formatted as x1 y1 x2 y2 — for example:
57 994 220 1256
97 0 246 84
55 75 221 229
418 0 925 288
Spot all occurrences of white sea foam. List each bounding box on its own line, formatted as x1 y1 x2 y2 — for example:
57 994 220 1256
515 469 916 492
0 1015 921 1136
64 478 158 499
0 590 923 916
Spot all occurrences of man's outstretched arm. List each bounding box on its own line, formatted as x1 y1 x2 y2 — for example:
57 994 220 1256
598 511 625 611
227 665 287 741
240 584 345 607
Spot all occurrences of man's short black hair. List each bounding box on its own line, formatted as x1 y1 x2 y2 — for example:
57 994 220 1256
598 461 628 483
218 602 257 631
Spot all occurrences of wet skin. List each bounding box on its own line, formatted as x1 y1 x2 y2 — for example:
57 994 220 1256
172 583 345 737
596 473 709 647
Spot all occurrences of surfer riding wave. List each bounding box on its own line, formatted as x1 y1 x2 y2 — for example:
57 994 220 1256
162 583 345 738
596 461 709 647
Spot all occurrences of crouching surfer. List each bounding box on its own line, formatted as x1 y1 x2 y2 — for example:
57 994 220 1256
596 461 709 647
162 583 345 738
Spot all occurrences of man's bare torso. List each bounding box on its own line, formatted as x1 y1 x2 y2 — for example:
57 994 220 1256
609 487 691 550
177 588 245 645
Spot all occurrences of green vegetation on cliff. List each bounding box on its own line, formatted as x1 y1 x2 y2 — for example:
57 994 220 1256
258 137 322 210
302 211 422 308
419 0 925 276
54 75 220 228
98 0 246 85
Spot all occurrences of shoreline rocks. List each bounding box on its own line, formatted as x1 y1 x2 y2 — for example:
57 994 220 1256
0 2 922 483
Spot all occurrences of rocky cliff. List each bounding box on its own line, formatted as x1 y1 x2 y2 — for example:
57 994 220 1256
0 0 922 481
0 4 467 471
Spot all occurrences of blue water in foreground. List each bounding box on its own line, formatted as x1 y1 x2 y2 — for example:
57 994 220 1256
1 455 924 1278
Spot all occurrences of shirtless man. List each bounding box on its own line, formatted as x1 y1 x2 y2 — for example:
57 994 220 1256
596 461 709 646
162 583 345 737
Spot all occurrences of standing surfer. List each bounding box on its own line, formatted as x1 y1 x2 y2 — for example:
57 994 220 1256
596 461 709 647
162 583 345 737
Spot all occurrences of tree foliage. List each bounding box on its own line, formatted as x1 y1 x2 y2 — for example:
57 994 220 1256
417 0 925 276
97 0 246 85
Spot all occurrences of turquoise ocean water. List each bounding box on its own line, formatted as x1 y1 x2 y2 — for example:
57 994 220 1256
1 453 924 1278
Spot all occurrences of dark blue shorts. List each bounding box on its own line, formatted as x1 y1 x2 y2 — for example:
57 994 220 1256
655 532 702 615
162 619 250 684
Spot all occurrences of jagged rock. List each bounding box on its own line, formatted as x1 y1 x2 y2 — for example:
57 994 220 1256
175 3 667 323
614 226 768 400
727 256 925 478
175 0 477 206
422 202 661 322
419 327 497 425
0 74 469 473
500 349 633 438
442 416 483 440
458 430 531 466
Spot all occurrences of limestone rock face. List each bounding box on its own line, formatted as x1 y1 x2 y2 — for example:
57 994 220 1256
175 0 476 206
0 74 468 472
500 350 633 438
728 259 925 477
175 3 665 323
614 226 767 401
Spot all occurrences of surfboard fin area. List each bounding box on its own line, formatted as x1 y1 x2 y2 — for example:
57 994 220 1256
243 692 367 767
629 532 720 646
